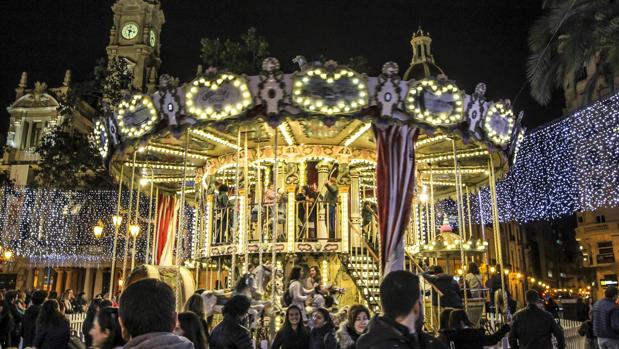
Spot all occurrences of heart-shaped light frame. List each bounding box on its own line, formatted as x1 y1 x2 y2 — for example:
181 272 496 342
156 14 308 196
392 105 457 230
405 79 464 126
292 67 368 115
116 94 158 139
483 102 515 146
93 118 109 159
185 73 252 121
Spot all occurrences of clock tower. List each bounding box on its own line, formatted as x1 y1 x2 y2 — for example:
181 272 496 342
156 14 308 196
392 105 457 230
106 0 164 90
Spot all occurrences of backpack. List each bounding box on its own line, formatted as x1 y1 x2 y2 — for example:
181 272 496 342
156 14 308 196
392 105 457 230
282 281 295 307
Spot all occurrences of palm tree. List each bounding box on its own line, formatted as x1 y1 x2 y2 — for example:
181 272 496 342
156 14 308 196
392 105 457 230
527 0 619 106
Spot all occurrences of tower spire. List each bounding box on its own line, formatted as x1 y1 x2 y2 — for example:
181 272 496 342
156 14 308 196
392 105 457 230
403 27 445 80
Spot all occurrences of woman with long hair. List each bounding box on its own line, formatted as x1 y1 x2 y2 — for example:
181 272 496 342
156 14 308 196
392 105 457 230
464 263 483 298
272 305 309 349
175 312 207 349
309 308 336 349
446 309 510 349
89 306 126 349
289 266 313 321
335 304 369 349
33 299 70 349
185 294 208 337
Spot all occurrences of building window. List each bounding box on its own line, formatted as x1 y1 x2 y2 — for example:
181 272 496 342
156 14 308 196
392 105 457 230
577 216 583 223
596 215 606 223
597 241 615 264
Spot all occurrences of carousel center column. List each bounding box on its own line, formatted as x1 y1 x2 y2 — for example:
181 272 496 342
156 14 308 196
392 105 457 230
316 161 331 240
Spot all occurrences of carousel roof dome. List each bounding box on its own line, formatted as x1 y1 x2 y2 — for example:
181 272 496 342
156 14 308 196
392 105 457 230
403 27 445 81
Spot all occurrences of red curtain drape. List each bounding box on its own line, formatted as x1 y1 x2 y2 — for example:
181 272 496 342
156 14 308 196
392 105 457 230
375 124 419 275
155 195 175 265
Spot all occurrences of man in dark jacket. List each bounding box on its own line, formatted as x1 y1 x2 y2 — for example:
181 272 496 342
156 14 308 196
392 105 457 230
592 286 619 348
119 279 193 349
209 294 253 349
21 289 47 347
509 289 565 349
357 270 447 349
422 266 463 309
5 290 23 347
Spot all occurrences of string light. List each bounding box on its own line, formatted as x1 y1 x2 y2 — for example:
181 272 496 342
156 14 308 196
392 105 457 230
483 102 515 146
0 186 194 266
277 122 295 146
185 73 252 120
343 122 372 147
190 129 240 150
145 145 209 160
93 119 109 159
405 79 464 126
292 67 368 115
116 94 159 139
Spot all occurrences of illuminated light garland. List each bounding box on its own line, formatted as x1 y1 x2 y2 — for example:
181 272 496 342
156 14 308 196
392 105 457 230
190 128 240 150
142 176 196 184
185 73 253 120
415 134 448 148
277 122 295 146
343 122 372 146
123 161 199 170
405 79 464 126
512 129 526 165
145 145 209 160
484 102 515 146
292 67 368 115
417 149 489 163
419 167 488 175
93 119 109 159
0 186 194 266
116 94 159 139
428 180 466 187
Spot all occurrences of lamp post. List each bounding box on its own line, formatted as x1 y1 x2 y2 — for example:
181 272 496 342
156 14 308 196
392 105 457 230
109 214 123 296
129 224 140 270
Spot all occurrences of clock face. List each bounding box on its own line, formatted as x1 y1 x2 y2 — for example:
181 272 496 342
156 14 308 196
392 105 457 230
121 23 139 40
149 30 156 47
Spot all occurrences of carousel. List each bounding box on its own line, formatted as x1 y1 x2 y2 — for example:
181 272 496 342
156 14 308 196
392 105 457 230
95 29 523 334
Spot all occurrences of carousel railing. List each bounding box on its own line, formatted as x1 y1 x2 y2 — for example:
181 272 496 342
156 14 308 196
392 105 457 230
346 222 382 312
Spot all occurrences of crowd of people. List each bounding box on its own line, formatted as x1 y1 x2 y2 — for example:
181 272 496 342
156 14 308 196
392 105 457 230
4 265 618 349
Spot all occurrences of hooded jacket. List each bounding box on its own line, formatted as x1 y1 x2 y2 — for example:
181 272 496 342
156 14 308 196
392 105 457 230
357 316 447 349
123 332 194 349
336 321 361 349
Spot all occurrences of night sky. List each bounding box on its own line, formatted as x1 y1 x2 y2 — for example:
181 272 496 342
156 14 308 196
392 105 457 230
0 0 565 135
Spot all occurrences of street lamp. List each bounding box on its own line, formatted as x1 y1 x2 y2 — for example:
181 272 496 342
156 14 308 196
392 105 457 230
109 214 123 298
112 215 123 227
129 224 140 270
93 220 105 239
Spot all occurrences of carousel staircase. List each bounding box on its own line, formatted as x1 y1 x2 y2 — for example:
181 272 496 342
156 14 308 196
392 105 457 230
342 251 381 313
341 222 382 313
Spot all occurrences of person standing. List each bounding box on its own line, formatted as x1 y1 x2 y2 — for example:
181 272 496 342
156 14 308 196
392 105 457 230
509 289 565 349
324 178 339 240
289 266 314 321
209 294 253 349
6 290 23 347
309 308 337 349
185 293 209 338
272 305 310 349
175 312 207 349
119 279 193 349
592 286 619 348
21 289 47 348
357 270 447 349
422 265 463 309
33 299 71 349
336 304 370 349
89 306 126 349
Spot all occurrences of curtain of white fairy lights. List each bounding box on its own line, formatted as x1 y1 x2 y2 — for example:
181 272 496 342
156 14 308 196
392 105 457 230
0 186 194 267
436 91 619 227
